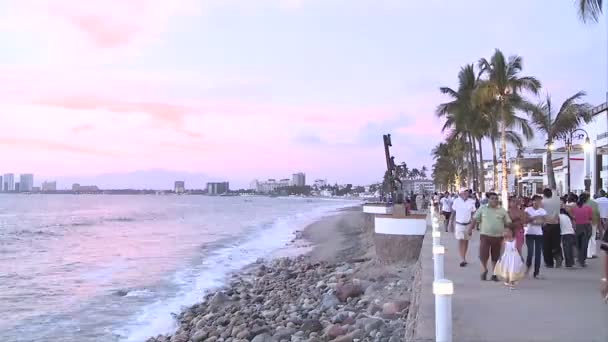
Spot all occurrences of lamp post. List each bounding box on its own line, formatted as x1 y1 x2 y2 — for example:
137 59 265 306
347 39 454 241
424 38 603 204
561 128 591 194
513 164 520 197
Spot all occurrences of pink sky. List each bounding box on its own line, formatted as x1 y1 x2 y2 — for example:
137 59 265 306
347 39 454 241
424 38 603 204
0 0 604 188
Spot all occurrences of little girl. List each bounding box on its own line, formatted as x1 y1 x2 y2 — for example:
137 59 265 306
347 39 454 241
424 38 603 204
494 228 526 289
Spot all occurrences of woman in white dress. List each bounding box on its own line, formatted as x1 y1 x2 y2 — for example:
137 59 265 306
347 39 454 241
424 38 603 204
494 227 526 289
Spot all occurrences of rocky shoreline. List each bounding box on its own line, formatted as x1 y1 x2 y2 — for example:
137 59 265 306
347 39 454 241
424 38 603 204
146 210 417 342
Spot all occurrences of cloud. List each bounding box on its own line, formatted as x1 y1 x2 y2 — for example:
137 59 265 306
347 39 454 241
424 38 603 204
72 124 95 134
0 0 200 65
35 96 204 138
292 133 323 145
0 137 119 157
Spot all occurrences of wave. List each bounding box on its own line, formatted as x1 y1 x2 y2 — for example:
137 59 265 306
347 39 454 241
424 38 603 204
105 217 136 222
117 201 354 341
4 229 61 238
113 289 154 298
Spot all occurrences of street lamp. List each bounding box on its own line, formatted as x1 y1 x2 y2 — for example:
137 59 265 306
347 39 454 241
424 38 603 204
562 128 591 194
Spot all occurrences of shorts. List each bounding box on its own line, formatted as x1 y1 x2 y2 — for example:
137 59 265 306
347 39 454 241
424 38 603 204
442 211 451 221
454 223 470 240
480 234 503 263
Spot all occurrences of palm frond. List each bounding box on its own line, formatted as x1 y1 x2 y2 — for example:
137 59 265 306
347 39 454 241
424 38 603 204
505 130 524 149
578 0 603 23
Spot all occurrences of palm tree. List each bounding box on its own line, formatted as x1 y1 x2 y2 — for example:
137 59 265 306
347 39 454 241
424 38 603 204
477 49 541 206
420 166 428 179
524 91 593 189
411 168 420 180
437 64 485 191
578 0 603 22
432 138 467 191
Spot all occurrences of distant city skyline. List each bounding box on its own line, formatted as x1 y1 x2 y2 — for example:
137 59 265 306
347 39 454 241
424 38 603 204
0 169 352 190
0 1 604 183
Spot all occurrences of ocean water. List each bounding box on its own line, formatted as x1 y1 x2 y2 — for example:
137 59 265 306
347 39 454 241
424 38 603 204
0 195 357 342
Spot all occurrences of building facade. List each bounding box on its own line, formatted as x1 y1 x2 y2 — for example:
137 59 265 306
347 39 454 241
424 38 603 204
292 173 306 187
174 181 185 194
207 182 229 195
41 181 57 192
402 179 435 194
3 174 14 192
19 174 34 192
255 179 290 193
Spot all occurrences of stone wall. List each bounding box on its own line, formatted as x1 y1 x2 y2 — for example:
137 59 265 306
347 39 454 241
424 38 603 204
374 233 423 265
404 254 423 341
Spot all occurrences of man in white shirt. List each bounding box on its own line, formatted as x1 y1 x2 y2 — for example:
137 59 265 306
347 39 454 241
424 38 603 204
440 191 453 232
449 188 477 267
525 195 547 279
596 190 608 241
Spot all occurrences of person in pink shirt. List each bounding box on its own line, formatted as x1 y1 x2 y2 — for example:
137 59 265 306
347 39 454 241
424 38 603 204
571 193 594 267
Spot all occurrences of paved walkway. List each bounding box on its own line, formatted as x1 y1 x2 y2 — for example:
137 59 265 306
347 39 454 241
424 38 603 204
415 224 608 342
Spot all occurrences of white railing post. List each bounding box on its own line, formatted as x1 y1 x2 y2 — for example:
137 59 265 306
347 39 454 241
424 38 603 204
432 230 441 246
433 279 453 342
433 245 445 280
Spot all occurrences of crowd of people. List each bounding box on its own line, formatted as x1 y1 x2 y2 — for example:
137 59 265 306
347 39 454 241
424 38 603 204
434 188 608 298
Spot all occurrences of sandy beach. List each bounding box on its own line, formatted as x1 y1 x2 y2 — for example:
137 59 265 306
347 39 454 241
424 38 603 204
146 207 419 342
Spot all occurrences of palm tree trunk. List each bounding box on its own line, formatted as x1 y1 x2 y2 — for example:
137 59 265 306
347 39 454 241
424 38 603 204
469 133 479 192
491 136 499 190
478 137 486 192
546 147 557 190
467 134 477 190
500 111 509 208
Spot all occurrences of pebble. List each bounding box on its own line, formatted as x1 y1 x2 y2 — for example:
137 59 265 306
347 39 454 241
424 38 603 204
144 258 411 342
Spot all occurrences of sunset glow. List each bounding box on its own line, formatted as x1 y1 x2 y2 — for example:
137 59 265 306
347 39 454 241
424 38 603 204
0 0 605 187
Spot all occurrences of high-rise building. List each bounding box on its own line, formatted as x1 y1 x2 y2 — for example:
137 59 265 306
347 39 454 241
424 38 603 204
3 174 14 192
207 182 229 195
15 182 20 192
174 181 185 194
249 179 259 191
19 174 34 192
42 181 57 192
292 172 306 187
0 175 2 192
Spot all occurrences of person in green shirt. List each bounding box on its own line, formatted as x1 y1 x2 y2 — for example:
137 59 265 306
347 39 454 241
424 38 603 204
586 194 600 258
471 192 512 281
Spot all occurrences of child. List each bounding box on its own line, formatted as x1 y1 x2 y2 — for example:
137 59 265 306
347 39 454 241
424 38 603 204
559 208 576 268
494 228 526 289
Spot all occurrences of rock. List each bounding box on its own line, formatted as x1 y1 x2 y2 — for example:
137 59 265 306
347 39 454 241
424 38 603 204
332 312 349 324
273 327 296 341
210 292 230 310
301 319 323 333
335 283 363 302
204 338 218 342
330 334 353 342
262 308 280 319
319 293 340 311
382 301 410 315
236 330 251 339
388 336 400 342
192 330 209 342
251 333 273 342
326 325 347 339
356 318 385 334
366 303 382 315
170 333 189 342
250 326 270 336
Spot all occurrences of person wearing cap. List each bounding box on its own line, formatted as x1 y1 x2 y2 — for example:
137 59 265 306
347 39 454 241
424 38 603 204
449 187 477 267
